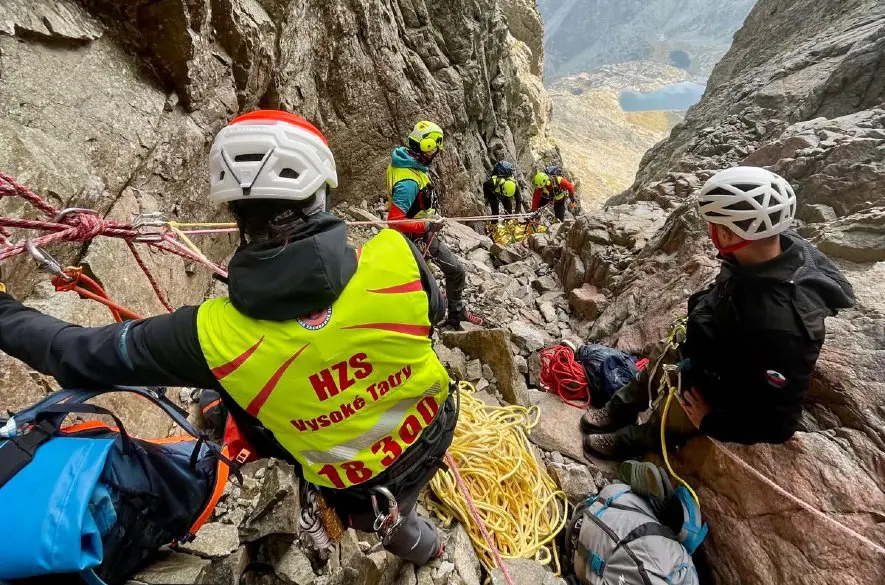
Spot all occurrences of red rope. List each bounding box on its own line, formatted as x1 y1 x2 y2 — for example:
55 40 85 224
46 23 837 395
539 345 590 408
0 172 229 317
127 241 174 313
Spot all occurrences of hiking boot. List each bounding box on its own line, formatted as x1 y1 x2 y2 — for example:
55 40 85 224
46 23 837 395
580 401 634 434
446 305 484 329
583 432 623 460
619 460 674 501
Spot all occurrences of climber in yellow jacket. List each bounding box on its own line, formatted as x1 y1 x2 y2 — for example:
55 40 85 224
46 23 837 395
0 110 455 564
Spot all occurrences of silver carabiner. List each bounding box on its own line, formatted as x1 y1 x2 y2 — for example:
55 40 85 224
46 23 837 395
370 486 404 544
131 212 167 229
25 240 71 281
51 208 99 224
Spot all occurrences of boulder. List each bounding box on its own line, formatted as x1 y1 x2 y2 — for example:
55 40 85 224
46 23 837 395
273 543 319 585
568 284 607 321
442 329 530 406
449 523 482 585
130 551 211 585
489 559 566 585
490 242 528 264
444 221 493 253
547 461 598 504
241 462 299 542
435 344 469 381
507 320 548 354
178 522 240 559
528 392 611 470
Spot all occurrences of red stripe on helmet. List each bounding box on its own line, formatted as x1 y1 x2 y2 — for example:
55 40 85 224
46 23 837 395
229 110 329 145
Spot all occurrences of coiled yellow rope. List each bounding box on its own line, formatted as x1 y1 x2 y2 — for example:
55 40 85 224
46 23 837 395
427 382 568 572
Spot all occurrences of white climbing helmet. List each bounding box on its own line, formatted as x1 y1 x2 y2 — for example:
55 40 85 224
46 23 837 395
209 110 338 204
697 166 797 240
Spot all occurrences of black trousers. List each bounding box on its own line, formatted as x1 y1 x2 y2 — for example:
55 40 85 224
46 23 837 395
322 395 457 565
425 237 466 307
538 196 567 221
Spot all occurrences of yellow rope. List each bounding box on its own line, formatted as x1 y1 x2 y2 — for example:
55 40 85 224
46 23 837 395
427 382 568 572
657 317 699 504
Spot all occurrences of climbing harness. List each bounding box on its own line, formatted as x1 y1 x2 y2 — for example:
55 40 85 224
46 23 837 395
539 344 590 408
428 382 568 575
370 486 406 546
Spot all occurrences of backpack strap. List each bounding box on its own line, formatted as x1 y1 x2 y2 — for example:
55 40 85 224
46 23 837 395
0 419 56 488
615 521 680 552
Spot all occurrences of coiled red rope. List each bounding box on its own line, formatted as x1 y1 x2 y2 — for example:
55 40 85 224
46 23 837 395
539 345 590 408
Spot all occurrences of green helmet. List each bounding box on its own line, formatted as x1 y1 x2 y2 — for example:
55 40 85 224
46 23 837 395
534 172 551 188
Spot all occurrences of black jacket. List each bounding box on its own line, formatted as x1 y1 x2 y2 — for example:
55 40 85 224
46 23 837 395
682 233 855 444
0 213 444 459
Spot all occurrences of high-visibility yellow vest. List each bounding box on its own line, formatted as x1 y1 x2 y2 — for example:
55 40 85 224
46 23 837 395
197 229 450 489
387 164 436 219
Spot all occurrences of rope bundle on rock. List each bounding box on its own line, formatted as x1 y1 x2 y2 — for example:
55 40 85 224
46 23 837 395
427 382 568 573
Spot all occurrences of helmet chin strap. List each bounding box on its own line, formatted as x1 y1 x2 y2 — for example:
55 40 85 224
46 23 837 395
710 223 752 255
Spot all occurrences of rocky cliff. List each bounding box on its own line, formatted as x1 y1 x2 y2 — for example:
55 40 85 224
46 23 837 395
551 0 885 582
0 0 552 415
538 0 756 81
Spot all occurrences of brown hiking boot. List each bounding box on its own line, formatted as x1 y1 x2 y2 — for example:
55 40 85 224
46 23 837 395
583 432 622 460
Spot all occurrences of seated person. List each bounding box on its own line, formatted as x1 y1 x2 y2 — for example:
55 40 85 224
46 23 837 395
583 166 855 459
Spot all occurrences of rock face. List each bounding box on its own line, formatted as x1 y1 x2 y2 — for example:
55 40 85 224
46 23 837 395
0 0 551 413
537 0 756 80
548 1 885 583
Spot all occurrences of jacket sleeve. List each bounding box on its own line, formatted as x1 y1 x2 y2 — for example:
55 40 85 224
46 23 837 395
559 177 576 199
531 188 542 211
0 292 218 390
389 179 427 235
514 187 524 213
482 179 494 202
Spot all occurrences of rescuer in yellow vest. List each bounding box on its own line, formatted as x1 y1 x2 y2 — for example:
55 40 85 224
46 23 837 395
0 110 455 564
386 121 484 328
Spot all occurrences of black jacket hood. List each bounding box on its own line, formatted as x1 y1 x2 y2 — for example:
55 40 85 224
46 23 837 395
718 232 855 313
227 213 358 321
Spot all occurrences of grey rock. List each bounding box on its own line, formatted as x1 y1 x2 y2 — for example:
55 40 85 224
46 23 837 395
131 551 210 585
490 242 528 264
274 543 317 585
466 359 483 382
442 329 530 406
489 559 555 585
450 524 482 585
508 321 548 353
539 301 558 324
436 344 469 381
547 462 598 503
178 522 239 559
482 363 494 380
241 462 299 542
528 393 586 462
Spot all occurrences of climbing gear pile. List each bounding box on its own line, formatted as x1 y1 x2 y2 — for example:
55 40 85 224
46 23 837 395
427 382 568 573
539 344 590 408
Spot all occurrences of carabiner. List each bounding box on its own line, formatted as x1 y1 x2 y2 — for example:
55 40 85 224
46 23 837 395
51 208 99 224
25 240 71 281
370 486 404 544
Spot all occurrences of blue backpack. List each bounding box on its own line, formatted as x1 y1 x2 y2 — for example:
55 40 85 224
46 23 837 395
0 387 232 584
574 344 639 406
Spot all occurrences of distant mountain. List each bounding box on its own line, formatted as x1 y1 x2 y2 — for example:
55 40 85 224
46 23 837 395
538 0 757 81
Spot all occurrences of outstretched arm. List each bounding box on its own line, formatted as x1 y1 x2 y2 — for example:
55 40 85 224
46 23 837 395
0 292 218 390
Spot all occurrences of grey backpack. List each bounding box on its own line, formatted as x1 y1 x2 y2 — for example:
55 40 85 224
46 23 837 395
565 483 698 585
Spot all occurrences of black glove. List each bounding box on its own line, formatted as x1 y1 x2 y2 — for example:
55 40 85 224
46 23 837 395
425 216 446 234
